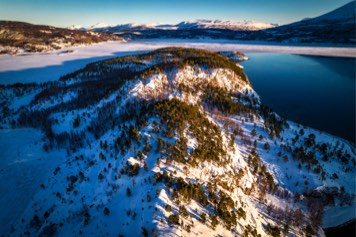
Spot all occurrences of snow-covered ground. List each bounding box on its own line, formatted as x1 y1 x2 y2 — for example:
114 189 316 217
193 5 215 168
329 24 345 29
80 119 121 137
0 42 355 236
0 40 355 84
0 129 65 235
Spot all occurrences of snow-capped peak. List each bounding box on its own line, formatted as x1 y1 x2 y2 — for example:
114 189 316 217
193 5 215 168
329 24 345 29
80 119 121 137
89 22 109 29
176 19 277 31
68 25 85 30
92 19 276 32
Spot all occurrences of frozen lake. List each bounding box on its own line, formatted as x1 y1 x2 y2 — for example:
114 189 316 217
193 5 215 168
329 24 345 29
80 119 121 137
1 40 355 85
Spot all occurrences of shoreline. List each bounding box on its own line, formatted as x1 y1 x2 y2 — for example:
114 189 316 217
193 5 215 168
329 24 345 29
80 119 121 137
134 39 356 57
0 40 355 85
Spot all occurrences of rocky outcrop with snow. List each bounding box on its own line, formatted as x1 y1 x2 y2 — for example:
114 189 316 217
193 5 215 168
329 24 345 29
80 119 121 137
0 48 354 236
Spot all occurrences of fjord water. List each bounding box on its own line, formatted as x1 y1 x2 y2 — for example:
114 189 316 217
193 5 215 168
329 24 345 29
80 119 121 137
241 53 355 143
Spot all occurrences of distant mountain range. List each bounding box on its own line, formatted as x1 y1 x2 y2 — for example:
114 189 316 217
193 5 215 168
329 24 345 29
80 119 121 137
90 19 277 32
0 1 354 55
87 1 355 45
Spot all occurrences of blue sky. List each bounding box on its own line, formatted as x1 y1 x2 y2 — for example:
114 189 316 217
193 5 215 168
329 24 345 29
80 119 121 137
0 0 352 27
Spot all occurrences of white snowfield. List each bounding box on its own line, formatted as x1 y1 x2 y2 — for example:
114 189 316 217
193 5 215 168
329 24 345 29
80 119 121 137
0 40 355 84
0 129 65 235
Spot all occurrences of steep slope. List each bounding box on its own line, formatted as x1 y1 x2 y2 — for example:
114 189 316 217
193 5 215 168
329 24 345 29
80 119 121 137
244 1 356 44
0 21 124 54
312 1 355 22
0 48 354 237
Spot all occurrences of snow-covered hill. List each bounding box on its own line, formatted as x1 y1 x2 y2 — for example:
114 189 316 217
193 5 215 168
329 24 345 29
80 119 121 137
68 25 86 31
0 21 124 55
100 23 177 32
0 48 354 236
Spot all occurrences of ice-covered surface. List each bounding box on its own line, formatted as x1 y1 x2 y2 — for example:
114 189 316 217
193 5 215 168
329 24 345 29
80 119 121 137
323 202 356 228
1 40 355 84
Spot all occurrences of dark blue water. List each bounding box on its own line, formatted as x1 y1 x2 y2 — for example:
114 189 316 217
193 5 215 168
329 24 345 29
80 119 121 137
241 53 355 143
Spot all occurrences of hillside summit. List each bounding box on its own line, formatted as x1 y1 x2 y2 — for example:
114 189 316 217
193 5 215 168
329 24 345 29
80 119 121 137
0 48 354 236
